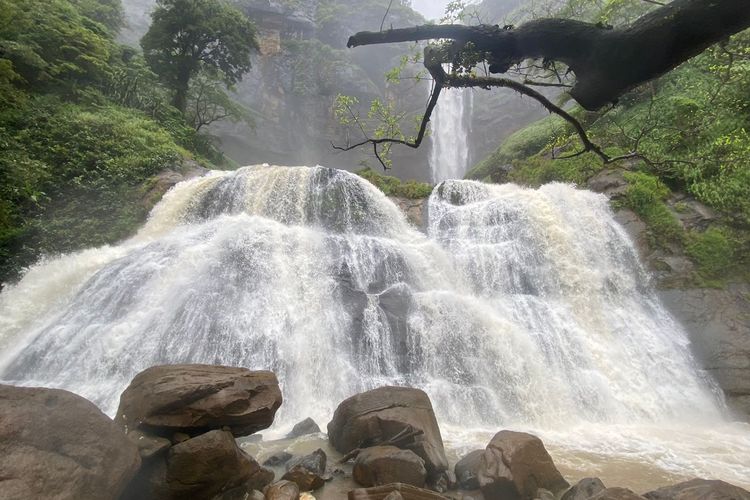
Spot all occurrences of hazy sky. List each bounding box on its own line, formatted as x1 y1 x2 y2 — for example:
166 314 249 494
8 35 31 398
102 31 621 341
411 0 452 20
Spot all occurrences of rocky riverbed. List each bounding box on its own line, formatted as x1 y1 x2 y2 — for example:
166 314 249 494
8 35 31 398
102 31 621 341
2 364 749 500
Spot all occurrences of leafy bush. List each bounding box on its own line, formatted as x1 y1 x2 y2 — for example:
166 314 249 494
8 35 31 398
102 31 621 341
356 168 433 199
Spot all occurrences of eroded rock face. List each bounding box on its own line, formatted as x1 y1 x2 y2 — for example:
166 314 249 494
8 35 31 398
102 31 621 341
590 488 647 500
478 430 569 500
116 364 282 437
328 386 448 479
353 446 427 488
0 385 141 500
644 479 750 500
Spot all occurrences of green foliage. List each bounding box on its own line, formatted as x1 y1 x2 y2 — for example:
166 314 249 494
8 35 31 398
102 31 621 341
685 228 736 286
141 0 258 112
507 153 604 186
356 168 433 199
619 172 684 249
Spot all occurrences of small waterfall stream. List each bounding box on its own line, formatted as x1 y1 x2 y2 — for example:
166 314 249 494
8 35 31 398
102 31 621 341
429 87 473 183
0 165 748 488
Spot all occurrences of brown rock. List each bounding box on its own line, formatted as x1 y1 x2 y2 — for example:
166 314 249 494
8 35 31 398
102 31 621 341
286 417 321 439
455 449 484 490
348 483 449 500
644 479 750 500
590 488 647 500
0 384 141 500
127 430 171 460
154 430 273 499
282 449 326 491
328 386 448 478
116 364 282 437
478 430 569 500
353 446 427 488
562 478 607 500
266 480 301 500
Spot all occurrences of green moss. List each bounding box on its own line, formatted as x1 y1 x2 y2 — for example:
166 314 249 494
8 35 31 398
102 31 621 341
685 228 735 286
356 168 432 199
507 152 604 186
618 172 684 249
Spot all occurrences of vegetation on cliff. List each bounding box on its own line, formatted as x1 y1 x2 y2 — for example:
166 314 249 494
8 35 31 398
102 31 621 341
0 0 249 285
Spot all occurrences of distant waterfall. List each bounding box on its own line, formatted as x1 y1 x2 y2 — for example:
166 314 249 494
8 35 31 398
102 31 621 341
429 88 473 183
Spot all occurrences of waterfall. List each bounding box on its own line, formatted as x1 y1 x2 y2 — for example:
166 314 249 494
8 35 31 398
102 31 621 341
429 88 473 183
1 165 748 486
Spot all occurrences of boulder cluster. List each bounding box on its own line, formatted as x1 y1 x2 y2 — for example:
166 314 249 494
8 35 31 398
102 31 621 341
1 364 749 500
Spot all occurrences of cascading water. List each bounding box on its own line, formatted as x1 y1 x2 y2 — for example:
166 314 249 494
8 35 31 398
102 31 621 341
429 87 473 183
1 165 748 488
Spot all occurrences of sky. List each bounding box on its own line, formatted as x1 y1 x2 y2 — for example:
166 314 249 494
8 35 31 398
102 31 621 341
411 0 452 20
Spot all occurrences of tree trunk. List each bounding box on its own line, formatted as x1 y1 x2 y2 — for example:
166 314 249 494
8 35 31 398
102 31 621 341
347 0 750 110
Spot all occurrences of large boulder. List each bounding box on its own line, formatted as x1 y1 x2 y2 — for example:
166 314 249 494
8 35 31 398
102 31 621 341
562 478 607 500
353 446 427 488
0 384 141 500
478 431 569 500
644 479 750 500
454 449 484 490
150 429 273 499
348 483 449 500
116 364 282 437
286 417 321 439
328 386 448 478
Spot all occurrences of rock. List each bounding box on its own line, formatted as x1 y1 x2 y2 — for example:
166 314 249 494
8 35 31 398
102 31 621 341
659 284 750 418
286 417 322 439
644 479 750 500
328 386 448 479
353 446 427 488
155 430 273 499
348 483 450 500
537 489 556 500
455 449 484 490
590 488 646 500
116 364 282 437
587 169 629 199
264 451 294 467
0 385 141 500
266 480 301 500
478 430 569 500
283 449 327 491
429 470 456 493
127 430 172 460
562 478 607 500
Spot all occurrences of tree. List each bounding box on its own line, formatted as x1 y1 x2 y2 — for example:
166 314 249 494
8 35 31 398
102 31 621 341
337 0 750 167
141 0 258 113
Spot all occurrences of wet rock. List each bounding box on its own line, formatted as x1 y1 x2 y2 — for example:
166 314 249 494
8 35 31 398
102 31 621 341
155 430 273 499
455 449 484 490
127 430 172 460
478 430 569 500
0 385 141 500
590 488 647 500
265 480 301 500
644 479 750 500
353 446 427 488
116 364 282 437
429 470 456 493
537 489 556 500
282 449 327 491
286 417 321 438
264 451 294 467
328 386 448 479
562 478 607 500
348 483 450 500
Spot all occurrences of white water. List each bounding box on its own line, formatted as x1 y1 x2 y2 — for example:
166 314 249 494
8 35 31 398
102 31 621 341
1 165 748 489
429 87 473 183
